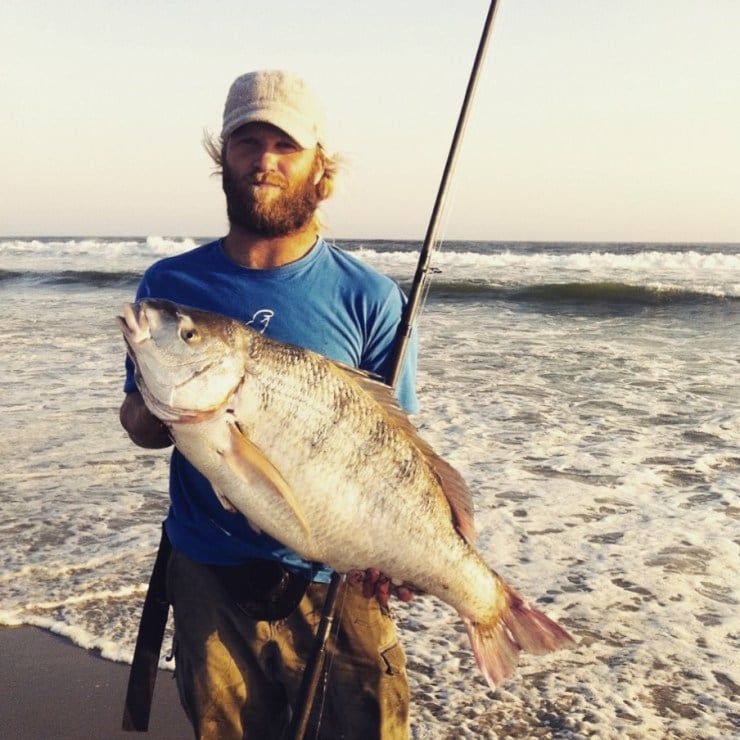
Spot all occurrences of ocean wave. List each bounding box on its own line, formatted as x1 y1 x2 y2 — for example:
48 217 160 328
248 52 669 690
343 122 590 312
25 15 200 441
410 280 739 306
0 268 141 289
4 266 738 307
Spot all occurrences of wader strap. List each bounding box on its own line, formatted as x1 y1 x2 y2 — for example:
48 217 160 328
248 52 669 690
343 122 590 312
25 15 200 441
122 525 172 732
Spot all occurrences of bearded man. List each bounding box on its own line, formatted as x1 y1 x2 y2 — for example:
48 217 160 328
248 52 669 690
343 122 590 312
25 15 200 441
120 70 418 739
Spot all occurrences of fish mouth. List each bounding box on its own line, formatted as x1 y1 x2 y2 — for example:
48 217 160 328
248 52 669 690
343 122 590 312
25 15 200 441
115 299 246 425
116 302 151 346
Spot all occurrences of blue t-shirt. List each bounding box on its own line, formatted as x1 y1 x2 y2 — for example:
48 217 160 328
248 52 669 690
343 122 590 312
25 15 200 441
124 237 418 581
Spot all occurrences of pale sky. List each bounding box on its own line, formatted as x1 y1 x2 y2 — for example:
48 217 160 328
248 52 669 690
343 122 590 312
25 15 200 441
2 0 739 242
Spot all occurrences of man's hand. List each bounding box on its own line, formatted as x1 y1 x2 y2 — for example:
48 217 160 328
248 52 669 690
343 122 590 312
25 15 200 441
119 390 173 449
347 568 414 607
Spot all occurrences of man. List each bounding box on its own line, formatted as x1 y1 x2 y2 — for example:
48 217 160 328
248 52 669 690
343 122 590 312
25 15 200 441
120 70 418 739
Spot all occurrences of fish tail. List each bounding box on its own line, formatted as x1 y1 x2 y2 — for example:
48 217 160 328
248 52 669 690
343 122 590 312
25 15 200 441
463 581 575 690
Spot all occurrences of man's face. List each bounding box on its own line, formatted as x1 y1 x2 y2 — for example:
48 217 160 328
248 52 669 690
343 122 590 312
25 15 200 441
222 122 324 237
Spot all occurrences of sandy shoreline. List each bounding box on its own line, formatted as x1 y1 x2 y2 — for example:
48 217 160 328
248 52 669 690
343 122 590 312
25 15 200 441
0 625 192 740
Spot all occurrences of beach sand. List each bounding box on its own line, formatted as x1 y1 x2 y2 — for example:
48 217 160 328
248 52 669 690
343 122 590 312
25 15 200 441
1 626 192 740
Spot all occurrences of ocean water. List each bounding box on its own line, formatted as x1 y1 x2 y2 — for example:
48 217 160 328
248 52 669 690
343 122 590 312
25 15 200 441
1 236 738 739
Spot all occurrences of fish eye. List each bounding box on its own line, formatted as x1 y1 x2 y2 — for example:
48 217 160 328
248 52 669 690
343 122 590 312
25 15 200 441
179 326 200 344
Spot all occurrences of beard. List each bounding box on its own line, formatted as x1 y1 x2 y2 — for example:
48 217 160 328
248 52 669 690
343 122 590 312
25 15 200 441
222 158 321 238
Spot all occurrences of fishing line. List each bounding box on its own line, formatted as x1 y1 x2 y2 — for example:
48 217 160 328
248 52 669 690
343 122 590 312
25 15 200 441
411 195 460 333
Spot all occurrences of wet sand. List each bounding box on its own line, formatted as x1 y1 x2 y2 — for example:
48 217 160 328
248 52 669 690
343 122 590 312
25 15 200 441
0 625 192 739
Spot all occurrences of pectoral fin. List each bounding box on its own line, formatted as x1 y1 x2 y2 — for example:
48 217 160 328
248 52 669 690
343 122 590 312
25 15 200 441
223 423 310 536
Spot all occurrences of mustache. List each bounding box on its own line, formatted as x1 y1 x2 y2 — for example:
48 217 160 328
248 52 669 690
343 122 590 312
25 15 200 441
247 172 288 188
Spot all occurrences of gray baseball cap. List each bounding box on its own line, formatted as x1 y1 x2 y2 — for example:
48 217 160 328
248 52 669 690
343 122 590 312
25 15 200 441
221 70 327 149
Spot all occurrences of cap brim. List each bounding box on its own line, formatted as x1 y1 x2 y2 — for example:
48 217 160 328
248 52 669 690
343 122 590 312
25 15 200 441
222 106 318 149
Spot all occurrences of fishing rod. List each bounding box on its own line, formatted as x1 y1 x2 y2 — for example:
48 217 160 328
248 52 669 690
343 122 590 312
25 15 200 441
385 0 502 390
288 2 503 737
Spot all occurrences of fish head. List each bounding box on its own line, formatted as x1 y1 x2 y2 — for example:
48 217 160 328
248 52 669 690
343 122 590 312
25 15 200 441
116 299 245 422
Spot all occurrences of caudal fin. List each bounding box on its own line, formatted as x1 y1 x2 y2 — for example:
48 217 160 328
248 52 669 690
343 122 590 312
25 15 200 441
463 582 575 690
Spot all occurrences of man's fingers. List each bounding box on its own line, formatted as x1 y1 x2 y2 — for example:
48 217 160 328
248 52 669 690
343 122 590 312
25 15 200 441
346 570 364 586
375 576 391 606
346 568 415 604
394 585 414 603
362 567 381 599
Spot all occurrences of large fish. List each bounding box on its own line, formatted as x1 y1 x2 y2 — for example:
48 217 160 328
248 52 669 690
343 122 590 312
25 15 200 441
117 298 574 688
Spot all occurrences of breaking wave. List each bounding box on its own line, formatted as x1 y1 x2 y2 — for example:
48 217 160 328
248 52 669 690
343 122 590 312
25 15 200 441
4 266 736 310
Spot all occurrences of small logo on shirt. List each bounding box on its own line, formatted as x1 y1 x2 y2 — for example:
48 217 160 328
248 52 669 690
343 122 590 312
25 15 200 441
246 309 274 334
